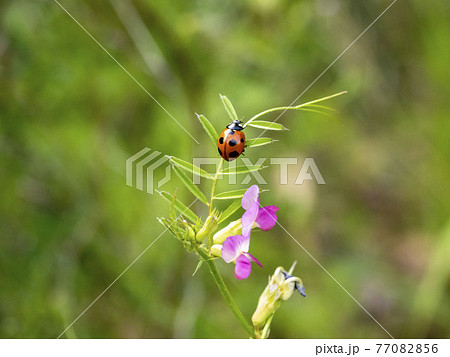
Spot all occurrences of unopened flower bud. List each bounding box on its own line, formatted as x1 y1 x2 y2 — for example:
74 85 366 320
186 225 196 242
212 219 242 244
195 214 218 243
252 264 305 338
210 244 223 257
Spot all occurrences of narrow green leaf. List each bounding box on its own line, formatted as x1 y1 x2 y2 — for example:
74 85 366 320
157 190 200 224
295 103 336 116
214 189 248 200
172 164 209 205
297 108 332 116
306 104 336 112
192 259 203 276
168 156 214 180
196 113 218 146
243 91 346 127
220 165 267 175
220 94 239 122
214 188 268 200
245 137 277 148
293 91 347 107
246 120 288 131
157 217 177 238
169 191 177 221
156 217 170 229
169 192 182 236
218 199 242 224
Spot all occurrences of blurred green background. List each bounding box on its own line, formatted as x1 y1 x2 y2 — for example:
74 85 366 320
1 0 449 338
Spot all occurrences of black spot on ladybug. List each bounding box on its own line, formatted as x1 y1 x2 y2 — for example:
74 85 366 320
229 139 237 147
218 148 222 156
241 138 244 143
229 151 240 158
219 137 224 144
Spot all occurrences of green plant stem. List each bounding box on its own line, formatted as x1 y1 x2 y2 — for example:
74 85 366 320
244 91 347 127
199 156 254 338
196 247 254 338
209 158 224 214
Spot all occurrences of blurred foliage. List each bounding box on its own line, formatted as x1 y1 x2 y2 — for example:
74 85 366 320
1 0 449 338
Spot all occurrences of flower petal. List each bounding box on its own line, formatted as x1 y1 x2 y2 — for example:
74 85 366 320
244 252 263 267
241 201 259 237
221 235 249 263
241 185 259 210
235 254 251 280
296 283 306 297
255 205 279 231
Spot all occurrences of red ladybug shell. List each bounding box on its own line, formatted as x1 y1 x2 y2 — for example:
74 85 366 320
217 128 245 161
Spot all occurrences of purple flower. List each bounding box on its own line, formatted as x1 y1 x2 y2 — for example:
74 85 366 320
221 185 279 280
222 234 262 280
241 185 279 236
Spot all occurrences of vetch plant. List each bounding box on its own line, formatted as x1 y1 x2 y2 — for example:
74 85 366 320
156 92 345 338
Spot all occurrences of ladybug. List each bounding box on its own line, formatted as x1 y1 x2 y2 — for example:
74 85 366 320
217 120 246 161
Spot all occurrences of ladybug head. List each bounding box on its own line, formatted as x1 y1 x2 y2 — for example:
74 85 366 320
226 120 244 131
